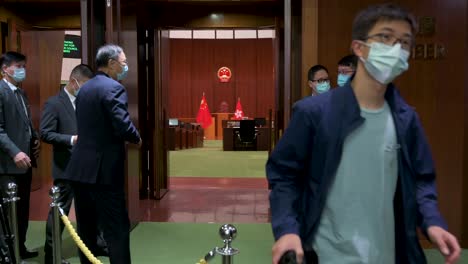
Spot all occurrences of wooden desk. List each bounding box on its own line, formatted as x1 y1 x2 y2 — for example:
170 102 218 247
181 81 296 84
222 127 271 151
168 124 204 150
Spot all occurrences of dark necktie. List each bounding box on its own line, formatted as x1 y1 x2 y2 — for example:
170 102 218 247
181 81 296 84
14 89 31 137
14 89 28 117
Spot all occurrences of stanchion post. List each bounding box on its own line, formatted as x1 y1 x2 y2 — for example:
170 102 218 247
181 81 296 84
216 224 239 264
5 183 20 264
49 186 62 264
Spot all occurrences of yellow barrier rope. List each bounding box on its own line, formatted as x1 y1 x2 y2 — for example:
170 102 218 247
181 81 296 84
60 215 103 264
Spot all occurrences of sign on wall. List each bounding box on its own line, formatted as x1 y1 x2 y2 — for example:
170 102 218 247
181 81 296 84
63 34 81 59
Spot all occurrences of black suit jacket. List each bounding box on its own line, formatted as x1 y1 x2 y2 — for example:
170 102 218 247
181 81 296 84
66 72 140 186
0 79 38 174
40 89 77 180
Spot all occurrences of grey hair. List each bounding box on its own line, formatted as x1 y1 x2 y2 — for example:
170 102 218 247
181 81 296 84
95 44 123 68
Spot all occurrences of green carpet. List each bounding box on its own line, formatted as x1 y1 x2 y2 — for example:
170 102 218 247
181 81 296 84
22 221 467 263
169 140 268 178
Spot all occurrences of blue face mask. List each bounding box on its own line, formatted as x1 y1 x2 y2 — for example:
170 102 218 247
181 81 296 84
117 64 129 81
337 74 351 87
360 42 409 84
10 68 26 83
316 81 330 94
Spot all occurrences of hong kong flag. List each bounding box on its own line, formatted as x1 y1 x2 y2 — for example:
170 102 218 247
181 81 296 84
233 98 244 120
196 93 213 129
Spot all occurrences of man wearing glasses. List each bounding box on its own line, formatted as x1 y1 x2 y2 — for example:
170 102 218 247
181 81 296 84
337 55 357 87
307 64 330 96
268 3 460 264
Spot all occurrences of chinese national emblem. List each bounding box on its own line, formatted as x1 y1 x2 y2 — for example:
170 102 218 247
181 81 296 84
217 66 232 83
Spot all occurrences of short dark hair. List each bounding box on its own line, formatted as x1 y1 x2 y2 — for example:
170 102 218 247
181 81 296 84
338 55 358 70
308 65 328 81
0 51 26 69
352 3 417 41
70 64 94 80
95 44 123 68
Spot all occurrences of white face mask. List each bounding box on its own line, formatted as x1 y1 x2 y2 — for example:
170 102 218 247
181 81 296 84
359 41 410 85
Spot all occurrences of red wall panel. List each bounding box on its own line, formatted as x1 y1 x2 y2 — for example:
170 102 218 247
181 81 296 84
168 38 275 119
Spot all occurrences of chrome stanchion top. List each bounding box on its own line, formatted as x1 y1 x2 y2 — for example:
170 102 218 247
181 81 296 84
6 183 19 202
216 224 239 256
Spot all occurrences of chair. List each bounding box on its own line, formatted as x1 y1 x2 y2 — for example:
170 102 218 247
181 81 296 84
234 120 258 151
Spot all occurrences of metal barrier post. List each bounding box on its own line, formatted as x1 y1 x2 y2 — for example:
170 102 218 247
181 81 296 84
5 183 20 264
49 186 62 264
216 224 239 264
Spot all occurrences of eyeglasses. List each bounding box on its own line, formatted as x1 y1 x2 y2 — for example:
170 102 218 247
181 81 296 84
365 33 413 51
337 70 355 75
311 78 329 84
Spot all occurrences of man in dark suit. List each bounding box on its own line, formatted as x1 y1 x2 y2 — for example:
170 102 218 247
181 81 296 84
40 64 94 264
66 44 141 264
0 51 40 259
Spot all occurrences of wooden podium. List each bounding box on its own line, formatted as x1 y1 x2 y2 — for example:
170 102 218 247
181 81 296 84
212 113 233 140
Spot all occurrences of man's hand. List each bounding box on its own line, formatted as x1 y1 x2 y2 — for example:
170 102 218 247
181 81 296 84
32 139 40 159
428 226 461 264
14 152 31 169
72 135 78 145
272 234 303 264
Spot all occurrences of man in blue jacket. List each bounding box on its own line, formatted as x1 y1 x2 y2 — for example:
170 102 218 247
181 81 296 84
267 3 460 264
66 44 141 264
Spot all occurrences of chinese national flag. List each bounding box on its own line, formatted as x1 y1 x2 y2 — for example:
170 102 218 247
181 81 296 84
196 94 213 128
233 98 244 120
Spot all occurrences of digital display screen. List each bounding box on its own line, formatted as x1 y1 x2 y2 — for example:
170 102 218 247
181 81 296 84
63 34 81 59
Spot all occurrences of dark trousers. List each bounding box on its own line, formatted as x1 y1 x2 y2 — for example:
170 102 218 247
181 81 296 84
73 183 130 264
0 170 32 252
44 179 73 258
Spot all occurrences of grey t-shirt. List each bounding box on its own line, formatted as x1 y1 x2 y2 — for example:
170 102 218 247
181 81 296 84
312 101 398 264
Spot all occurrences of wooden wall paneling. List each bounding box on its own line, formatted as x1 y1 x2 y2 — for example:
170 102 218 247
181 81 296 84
256 38 275 119
136 3 150 198
160 28 170 194
149 3 278 29
168 39 275 120
120 26 141 225
464 0 468 247
151 28 169 199
168 39 192 118
18 30 41 190
395 0 466 245
191 39 216 116
0 22 3 53
283 0 291 126
301 0 318 98
290 0 302 105
234 39 257 118
274 17 284 143
213 39 236 116
37 31 65 187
